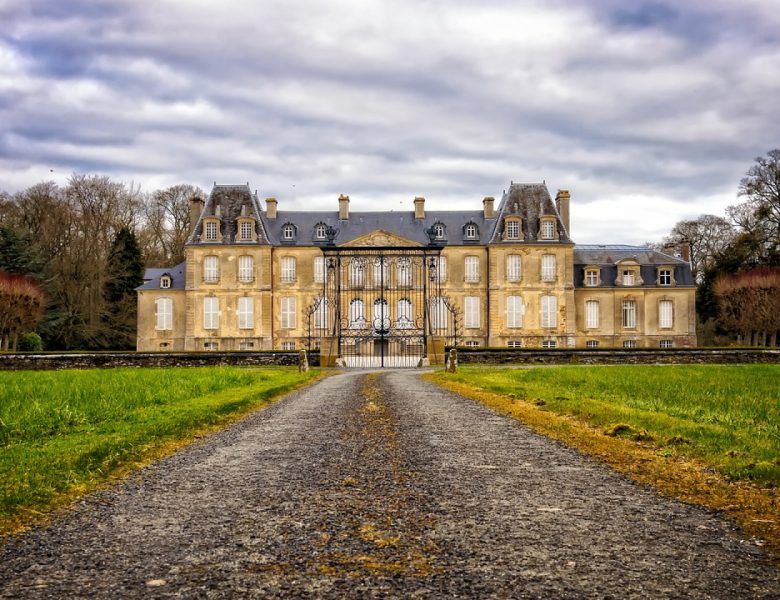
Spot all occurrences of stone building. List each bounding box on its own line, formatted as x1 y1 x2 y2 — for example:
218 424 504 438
137 182 696 363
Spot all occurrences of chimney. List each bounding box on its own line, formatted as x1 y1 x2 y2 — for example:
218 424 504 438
555 189 570 234
265 197 278 219
189 196 204 235
339 194 350 220
483 196 495 219
414 196 425 220
680 241 691 263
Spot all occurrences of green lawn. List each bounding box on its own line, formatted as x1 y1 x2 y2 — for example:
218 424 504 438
436 365 780 486
0 366 318 531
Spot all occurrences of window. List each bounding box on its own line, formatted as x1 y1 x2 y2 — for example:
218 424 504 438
204 221 218 241
238 255 254 282
430 296 448 330
465 296 480 328
373 259 388 286
281 297 296 329
349 299 365 327
506 254 521 282
506 296 523 328
433 223 445 239
203 255 219 282
540 219 556 240
314 256 326 284
585 269 600 287
659 299 673 328
203 297 219 330
237 297 253 329
204 341 219 351
159 342 170 350
239 221 253 241
622 269 635 286
282 341 296 351
315 223 327 239
660 339 673 348
155 298 172 330
542 339 557 349
160 275 171 289
431 256 447 283
541 254 556 282
281 256 296 282
585 300 599 329
373 298 389 330
314 297 328 330
397 298 413 328
396 258 412 287
505 219 520 240
586 340 599 348
540 295 557 328
465 340 480 348
658 268 673 286
239 341 254 351
350 258 365 288
282 224 296 240
464 223 478 239
622 300 637 328
464 256 479 282
507 340 522 348
623 340 637 348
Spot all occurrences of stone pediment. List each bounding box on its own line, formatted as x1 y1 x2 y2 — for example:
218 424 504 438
343 229 422 247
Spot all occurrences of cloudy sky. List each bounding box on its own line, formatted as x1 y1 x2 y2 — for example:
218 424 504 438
1 0 779 243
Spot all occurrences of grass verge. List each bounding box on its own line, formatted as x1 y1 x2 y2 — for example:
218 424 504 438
426 365 780 560
0 366 320 536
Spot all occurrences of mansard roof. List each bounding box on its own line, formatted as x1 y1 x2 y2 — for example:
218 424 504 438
260 209 495 246
188 184 270 245
573 245 695 287
489 182 572 243
137 262 186 290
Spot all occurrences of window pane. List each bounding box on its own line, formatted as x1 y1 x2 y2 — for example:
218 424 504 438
238 255 253 282
541 255 556 281
507 295 523 328
465 256 479 282
505 220 519 239
465 296 480 328
204 256 219 282
659 300 673 328
622 300 637 328
240 221 253 240
506 255 521 282
281 257 296 282
541 220 555 239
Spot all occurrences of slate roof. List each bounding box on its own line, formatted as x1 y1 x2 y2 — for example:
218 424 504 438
573 245 695 287
261 209 495 246
489 183 572 243
188 184 270 245
137 262 186 291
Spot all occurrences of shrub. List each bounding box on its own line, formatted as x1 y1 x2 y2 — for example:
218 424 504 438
17 332 43 352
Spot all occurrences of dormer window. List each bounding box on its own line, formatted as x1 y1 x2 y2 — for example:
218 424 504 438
463 222 479 240
584 267 601 287
657 267 675 286
540 217 557 240
616 260 643 287
160 274 171 289
237 218 256 242
314 223 327 240
203 219 221 242
504 217 521 240
282 223 296 241
433 223 446 240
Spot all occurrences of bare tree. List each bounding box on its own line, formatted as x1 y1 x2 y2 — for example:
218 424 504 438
141 184 203 266
662 215 735 282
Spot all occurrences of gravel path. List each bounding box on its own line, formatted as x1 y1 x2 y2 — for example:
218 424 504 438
1 370 778 598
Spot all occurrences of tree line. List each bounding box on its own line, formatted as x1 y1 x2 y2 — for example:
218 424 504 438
0 175 202 350
660 149 780 346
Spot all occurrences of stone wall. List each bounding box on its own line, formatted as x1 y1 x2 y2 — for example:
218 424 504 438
452 348 780 365
0 351 319 371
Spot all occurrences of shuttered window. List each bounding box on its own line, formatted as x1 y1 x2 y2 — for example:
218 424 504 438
506 296 523 328
464 296 480 328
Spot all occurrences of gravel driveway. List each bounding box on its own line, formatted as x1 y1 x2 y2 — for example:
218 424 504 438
1 370 778 598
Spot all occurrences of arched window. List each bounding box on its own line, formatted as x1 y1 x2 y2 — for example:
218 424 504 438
350 258 365 288
282 223 296 241
314 223 327 239
463 222 479 240
396 298 413 328
349 299 365 328
433 223 446 239
396 257 412 287
373 298 389 330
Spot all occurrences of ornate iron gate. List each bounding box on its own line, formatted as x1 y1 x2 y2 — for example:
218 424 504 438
314 246 457 368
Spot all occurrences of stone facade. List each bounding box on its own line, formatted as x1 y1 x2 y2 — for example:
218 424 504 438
137 182 697 353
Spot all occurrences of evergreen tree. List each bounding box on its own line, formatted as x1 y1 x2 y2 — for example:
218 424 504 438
102 227 144 349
